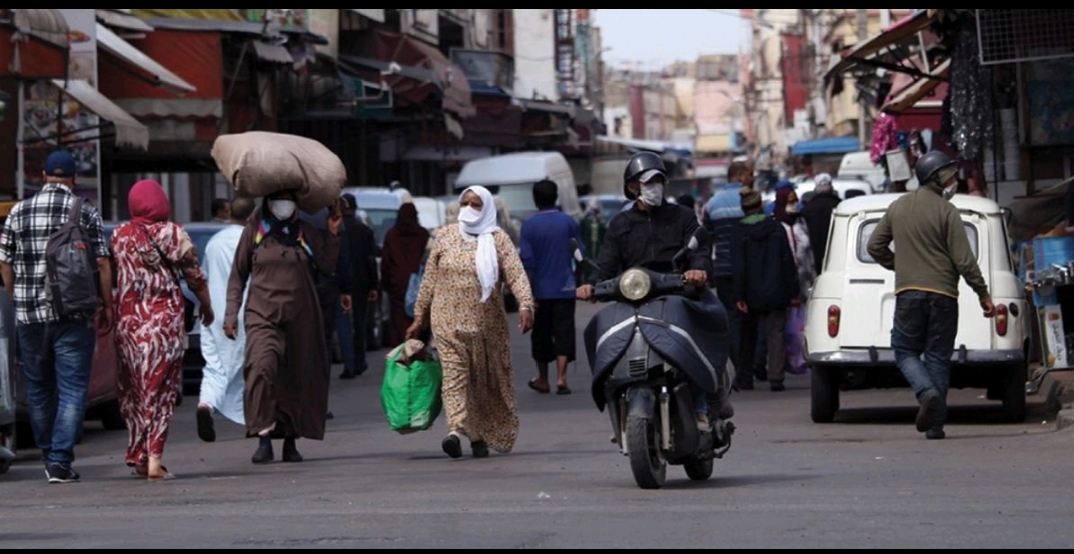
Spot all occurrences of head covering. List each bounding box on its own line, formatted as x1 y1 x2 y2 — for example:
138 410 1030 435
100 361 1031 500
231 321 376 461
775 187 798 224
775 179 795 191
45 150 77 179
394 203 426 237
740 187 763 212
814 173 834 195
639 169 665 184
129 180 172 227
341 193 358 211
459 186 501 303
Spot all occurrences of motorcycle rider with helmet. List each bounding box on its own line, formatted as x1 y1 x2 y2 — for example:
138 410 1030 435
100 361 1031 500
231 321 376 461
577 152 735 429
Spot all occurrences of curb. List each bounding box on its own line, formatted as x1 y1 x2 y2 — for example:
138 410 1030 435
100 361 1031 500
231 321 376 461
1059 409 1074 432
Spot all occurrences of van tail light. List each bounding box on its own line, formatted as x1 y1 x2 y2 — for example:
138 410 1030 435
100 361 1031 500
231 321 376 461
995 304 1009 337
828 306 841 338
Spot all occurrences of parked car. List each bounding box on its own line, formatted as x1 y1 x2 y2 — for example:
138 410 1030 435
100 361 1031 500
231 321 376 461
804 194 1029 424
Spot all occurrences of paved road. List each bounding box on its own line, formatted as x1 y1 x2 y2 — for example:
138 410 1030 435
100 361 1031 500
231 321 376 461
3 303 1073 549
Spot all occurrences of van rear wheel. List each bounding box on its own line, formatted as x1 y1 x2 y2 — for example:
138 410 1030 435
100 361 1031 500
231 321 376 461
811 366 840 424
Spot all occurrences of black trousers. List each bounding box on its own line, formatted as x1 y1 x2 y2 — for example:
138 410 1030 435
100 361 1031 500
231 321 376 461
531 299 577 364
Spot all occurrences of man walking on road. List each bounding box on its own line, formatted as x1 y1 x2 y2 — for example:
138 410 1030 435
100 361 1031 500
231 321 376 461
0 150 114 484
521 180 584 396
867 151 996 441
197 197 257 443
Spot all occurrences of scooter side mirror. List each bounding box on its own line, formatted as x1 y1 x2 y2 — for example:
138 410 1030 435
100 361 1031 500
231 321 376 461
570 238 603 274
673 228 706 269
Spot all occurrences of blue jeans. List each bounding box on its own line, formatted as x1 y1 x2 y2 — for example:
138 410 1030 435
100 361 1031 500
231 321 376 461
17 320 97 466
335 305 358 375
891 292 959 423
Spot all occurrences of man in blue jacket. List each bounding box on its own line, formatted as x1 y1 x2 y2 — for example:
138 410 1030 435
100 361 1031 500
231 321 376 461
521 180 585 396
731 187 801 392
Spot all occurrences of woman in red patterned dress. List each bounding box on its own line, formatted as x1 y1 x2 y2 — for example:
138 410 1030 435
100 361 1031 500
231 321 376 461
112 180 213 481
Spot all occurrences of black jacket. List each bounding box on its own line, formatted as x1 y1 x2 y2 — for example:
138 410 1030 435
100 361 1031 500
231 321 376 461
343 216 380 296
731 215 800 312
801 192 841 273
593 201 712 283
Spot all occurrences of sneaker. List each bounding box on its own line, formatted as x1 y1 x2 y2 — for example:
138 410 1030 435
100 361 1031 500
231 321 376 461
916 389 942 433
926 427 947 441
442 435 463 460
770 382 786 393
196 406 216 443
471 441 490 459
46 464 81 484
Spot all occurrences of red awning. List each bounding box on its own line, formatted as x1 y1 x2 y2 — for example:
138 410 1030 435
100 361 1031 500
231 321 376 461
362 30 475 118
882 58 950 115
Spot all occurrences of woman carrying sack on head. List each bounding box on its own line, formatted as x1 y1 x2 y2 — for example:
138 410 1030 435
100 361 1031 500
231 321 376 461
406 186 535 460
112 180 214 481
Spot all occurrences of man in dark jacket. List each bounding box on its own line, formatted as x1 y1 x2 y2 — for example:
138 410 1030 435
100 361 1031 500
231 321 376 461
339 193 380 379
731 187 801 392
579 152 733 427
801 173 841 274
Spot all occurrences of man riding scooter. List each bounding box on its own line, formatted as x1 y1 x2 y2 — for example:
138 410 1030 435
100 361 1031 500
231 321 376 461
577 152 734 430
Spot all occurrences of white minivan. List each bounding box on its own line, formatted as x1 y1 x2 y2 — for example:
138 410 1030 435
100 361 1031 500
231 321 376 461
455 151 582 223
804 194 1029 424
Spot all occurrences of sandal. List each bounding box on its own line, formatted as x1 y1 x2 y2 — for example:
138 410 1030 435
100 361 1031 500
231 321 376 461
528 379 551 395
147 467 176 481
557 386 572 396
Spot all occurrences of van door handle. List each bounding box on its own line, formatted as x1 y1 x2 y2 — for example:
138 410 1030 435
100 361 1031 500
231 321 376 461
849 279 886 285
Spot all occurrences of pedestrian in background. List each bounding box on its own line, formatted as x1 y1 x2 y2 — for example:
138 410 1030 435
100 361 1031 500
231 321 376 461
731 187 800 393
406 185 535 460
801 173 841 274
0 150 114 484
225 190 341 465
579 198 606 284
211 198 231 224
381 203 430 349
521 180 584 396
867 151 995 441
112 180 214 481
339 194 380 378
197 197 257 443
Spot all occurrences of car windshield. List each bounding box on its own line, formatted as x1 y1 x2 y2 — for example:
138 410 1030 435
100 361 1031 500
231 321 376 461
858 220 979 264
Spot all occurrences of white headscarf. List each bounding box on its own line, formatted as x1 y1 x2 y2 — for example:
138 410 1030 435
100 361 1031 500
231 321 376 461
458 186 501 303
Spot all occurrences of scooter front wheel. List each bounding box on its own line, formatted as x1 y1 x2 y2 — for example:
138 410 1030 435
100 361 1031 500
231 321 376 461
625 414 666 490
684 455 714 481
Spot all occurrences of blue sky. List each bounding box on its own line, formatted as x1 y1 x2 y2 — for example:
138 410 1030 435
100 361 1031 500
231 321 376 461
594 9 746 70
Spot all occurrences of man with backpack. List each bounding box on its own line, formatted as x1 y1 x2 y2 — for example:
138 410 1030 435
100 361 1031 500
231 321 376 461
0 150 114 484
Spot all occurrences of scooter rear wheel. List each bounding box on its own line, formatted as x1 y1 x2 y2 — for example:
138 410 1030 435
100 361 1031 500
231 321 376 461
626 415 666 490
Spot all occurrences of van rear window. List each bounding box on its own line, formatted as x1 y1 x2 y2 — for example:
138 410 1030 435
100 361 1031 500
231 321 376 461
858 220 979 264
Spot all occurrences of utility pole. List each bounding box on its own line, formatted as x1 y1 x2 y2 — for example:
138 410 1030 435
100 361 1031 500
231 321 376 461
857 9 869 148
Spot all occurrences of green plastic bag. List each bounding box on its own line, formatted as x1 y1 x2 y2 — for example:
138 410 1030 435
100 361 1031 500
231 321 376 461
380 346 443 435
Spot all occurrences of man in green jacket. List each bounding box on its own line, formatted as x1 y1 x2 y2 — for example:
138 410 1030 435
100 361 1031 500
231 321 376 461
867 151 997 441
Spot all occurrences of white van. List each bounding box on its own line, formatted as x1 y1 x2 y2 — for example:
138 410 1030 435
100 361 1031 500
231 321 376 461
455 151 581 222
838 151 888 193
804 194 1029 424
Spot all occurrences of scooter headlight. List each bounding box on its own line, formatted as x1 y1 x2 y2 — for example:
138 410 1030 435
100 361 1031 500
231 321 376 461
620 269 652 301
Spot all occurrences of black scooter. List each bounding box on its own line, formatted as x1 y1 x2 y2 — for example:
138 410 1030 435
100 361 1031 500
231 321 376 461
574 230 734 490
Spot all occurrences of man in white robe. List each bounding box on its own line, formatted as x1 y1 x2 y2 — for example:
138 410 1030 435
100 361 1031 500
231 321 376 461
196 197 256 442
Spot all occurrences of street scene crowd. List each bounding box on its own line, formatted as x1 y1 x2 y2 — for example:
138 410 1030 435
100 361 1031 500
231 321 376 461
0 144 994 484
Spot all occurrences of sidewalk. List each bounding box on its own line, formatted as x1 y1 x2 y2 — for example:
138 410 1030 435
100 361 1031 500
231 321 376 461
1031 364 1074 431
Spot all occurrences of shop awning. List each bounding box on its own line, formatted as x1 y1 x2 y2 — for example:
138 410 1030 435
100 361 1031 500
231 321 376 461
517 99 576 117
96 23 197 96
791 136 860 157
12 9 69 49
49 79 150 150
882 58 951 115
96 9 154 34
825 10 938 83
356 30 476 118
250 40 293 65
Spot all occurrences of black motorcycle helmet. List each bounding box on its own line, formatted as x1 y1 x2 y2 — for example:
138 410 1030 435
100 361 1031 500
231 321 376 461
914 150 958 189
623 152 667 201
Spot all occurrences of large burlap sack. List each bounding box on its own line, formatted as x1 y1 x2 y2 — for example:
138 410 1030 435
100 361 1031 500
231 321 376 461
211 131 346 214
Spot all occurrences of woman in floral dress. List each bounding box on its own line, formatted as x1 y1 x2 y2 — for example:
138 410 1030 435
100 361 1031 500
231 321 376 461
407 185 535 460
112 180 213 481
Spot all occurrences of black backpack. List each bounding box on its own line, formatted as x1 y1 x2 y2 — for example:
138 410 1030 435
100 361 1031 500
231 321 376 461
44 197 101 320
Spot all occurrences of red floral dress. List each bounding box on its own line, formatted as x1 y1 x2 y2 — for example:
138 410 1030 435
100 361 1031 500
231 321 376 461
112 222 207 468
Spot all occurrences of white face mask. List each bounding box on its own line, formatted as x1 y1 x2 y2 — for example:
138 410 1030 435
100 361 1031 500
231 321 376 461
639 184 665 207
458 206 482 226
943 185 958 201
786 203 800 214
270 199 297 220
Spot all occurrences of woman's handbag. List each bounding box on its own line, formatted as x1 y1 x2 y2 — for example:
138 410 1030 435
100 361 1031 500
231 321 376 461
404 264 424 319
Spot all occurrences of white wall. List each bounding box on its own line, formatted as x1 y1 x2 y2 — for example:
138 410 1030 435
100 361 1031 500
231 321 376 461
513 9 558 101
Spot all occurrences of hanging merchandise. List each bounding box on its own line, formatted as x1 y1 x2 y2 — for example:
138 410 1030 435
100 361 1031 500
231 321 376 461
871 113 899 165
948 18 994 163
